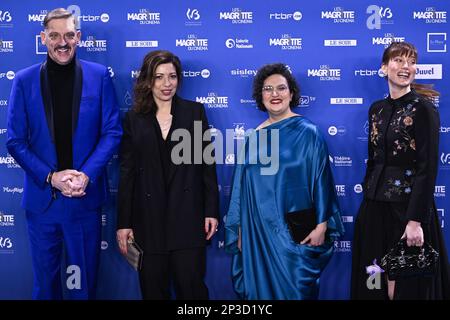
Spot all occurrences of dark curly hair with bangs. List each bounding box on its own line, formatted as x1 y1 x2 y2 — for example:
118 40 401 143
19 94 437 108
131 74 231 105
252 63 300 111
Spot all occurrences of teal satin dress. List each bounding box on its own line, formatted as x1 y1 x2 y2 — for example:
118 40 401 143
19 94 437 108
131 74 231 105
225 116 344 300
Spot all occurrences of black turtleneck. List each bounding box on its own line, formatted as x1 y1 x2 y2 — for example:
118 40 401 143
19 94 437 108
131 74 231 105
47 55 75 170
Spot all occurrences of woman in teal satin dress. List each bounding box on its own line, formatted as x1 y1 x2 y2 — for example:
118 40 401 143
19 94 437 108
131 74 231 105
225 63 344 300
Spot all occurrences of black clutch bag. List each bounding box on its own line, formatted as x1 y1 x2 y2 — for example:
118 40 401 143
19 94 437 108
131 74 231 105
380 238 439 281
285 208 317 244
125 239 143 271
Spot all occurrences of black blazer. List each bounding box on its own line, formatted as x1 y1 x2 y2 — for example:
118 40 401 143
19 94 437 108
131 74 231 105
363 90 440 224
117 96 219 252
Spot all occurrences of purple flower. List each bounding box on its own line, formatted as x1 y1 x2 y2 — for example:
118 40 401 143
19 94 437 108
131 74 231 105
366 259 384 276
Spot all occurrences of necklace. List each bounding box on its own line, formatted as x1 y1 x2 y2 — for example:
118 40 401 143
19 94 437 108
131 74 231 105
157 115 172 139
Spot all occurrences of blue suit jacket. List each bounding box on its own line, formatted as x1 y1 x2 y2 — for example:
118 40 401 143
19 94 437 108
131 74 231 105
6 59 122 213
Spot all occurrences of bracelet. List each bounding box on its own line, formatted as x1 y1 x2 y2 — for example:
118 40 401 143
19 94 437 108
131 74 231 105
46 171 54 186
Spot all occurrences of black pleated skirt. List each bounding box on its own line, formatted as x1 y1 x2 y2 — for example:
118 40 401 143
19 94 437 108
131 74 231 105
351 199 450 300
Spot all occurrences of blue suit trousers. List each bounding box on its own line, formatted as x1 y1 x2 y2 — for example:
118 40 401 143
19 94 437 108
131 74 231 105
26 194 101 300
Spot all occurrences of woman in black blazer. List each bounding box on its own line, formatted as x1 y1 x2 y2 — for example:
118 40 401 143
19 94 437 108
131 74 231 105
116 50 219 300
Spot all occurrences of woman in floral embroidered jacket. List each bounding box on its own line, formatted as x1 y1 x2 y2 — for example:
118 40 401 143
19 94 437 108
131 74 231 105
351 42 450 300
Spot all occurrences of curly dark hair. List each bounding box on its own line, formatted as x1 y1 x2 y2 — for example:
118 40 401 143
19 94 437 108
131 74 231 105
252 63 300 111
133 50 182 114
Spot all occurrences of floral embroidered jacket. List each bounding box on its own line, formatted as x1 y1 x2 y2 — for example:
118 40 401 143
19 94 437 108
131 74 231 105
363 90 440 224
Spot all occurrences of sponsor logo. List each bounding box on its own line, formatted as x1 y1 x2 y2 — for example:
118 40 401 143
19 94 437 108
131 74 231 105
431 96 440 108
329 155 353 167
35 35 47 55
102 214 107 227
0 154 20 168
0 71 15 80
415 64 442 80
324 39 357 47
427 33 446 52
308 65 341 81
366 5 394 29
239 98 256 105
330 98 363 105
183 69 210 78
125 40 158 48
440 127 450 133
0 99 7 107
354 69 384 77
372 33 405 46
357 121 369 142
78 36 107 52
101 241 108 250
334 240 352 252
0 128 6 135
196 93 229 109
0 236 13 253
107 66 114 78
299 95 316 108
269 11 302 21
230 68 257 78
342 216 354 223
328 126 346 136
225 38 253 49
176 35 208 51
131 70 140 79
123 91 132 107
328 126 337 136
186 8 201 26
3 187 23 194
0 212 14 227
434 185 446 197
219 8 253 24
76 13 109 23
413 8 447 23
336 185 346 196
354 184 363 193
28 10 48 23
441 153 450 166
269 34 302 50
321 7 355 23
0 10 13 28
0 38 14 53
127 10 160 24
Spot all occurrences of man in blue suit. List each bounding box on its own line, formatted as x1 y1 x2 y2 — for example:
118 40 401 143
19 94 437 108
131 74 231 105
6 8 122 299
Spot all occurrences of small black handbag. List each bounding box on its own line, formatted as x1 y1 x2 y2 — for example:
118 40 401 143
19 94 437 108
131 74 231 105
380 238 439 281
285 208 316 244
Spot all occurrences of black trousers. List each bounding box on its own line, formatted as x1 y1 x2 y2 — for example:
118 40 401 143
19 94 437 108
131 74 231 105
139 247 208 300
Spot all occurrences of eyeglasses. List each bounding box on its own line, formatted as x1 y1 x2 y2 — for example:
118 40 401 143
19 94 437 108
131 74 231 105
46 31 77 42
262 84 289 95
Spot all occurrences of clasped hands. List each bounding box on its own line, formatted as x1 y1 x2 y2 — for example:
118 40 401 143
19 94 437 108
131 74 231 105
50 169 89 198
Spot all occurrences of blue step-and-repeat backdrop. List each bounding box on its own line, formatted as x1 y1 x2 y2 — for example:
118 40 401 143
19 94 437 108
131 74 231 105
0 0 448 299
